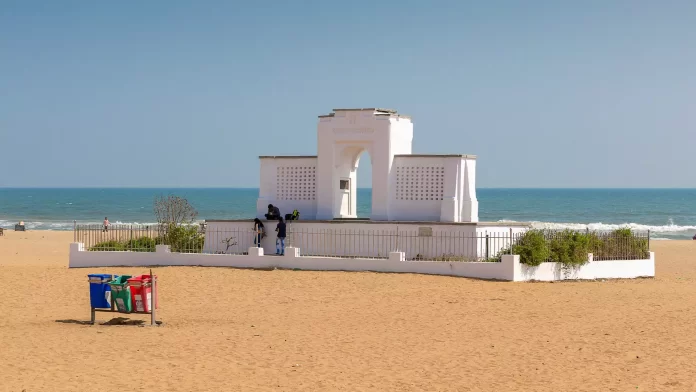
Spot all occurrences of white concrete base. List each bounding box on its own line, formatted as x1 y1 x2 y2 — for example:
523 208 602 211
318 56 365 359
284 247 300 258
248 246 264 256
389 251 405 262
69 243 655 282
517 252 656 281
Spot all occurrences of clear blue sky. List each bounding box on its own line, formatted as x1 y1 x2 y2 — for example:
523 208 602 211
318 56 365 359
1 1 694 188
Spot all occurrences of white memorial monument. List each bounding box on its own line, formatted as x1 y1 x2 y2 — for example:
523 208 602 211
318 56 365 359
256 108 478 222
68 108 654 282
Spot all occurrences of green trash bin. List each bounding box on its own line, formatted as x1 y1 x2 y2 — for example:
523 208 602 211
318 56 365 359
108 275 133 313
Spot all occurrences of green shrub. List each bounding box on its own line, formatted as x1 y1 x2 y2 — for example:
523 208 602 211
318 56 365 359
510 230 550 266
547 230 592 269
124 237 156 252
158 224 205 253
591 228 649 260
89 240 125 251
508 228 649 268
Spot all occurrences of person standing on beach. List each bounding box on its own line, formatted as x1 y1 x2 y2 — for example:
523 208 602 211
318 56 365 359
275 217 286 255
253 218 265 247
103 217 109 232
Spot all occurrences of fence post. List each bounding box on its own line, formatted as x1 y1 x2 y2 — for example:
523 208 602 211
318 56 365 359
509 228 513 254
396 226 399 252
485 234 490 260
73 220 76 242
647 229 650 250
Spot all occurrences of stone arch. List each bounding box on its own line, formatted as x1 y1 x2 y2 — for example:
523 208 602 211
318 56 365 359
331 144 374 218
315 108 414 220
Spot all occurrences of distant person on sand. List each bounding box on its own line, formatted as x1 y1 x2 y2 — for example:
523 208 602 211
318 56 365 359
253 218 265 247
103 217 109 232
265 204 280 220
275 217 286 255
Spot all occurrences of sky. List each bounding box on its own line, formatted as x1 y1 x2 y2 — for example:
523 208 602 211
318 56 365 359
1 0 694 188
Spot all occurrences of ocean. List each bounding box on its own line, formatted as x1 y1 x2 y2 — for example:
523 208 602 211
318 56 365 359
1 188 695 239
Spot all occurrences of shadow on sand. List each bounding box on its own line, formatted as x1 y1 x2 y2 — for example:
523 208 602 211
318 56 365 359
55 318 162 326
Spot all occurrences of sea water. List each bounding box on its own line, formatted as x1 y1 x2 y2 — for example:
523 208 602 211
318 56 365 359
0 188 695 239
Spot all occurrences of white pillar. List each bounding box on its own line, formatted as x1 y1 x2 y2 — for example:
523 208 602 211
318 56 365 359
70 242 85 253
248 246 264 256
370 133 391 221
316 122 336 220
440 158 460 222
389 251 405 261
501 254 521 281
284 247 300 258
460 158 479 223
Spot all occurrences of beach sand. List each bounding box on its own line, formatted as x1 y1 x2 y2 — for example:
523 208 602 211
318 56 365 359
1 231 695 391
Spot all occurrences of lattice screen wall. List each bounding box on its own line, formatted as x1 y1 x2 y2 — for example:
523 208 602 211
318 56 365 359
395 166 445 201
276 166 317 201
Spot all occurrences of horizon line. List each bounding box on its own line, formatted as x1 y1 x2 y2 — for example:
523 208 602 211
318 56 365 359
2 186 696 190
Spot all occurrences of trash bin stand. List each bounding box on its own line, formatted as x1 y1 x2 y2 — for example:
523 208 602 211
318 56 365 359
88 271 161 326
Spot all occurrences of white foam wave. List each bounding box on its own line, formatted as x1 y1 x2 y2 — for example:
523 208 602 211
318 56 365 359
0 219 205 231
494 220 696 237
112 221 160 226
528 221 696 234
0 220 161 231
0 220 77 230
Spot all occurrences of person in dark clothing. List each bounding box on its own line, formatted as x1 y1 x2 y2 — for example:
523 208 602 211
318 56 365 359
275 217 286 255
253 218 265 247
265 204 281 220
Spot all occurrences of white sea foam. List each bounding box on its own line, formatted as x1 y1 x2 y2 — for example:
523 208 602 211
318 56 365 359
0 220 161 231
494 220 695 238
2 218 694 239
527 221 696 234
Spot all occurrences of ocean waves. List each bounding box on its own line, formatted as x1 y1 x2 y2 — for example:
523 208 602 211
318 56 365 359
0 220 161 231
2 218 694 239
522 220 696 239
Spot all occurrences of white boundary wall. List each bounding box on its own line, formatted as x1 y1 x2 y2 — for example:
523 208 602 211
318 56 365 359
517 253 656 281
69 243 655 282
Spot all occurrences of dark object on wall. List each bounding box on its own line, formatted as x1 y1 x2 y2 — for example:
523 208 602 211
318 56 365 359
285 210 300 221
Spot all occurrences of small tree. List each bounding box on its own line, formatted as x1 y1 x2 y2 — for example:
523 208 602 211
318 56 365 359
154 195 198 227
153 195 204 253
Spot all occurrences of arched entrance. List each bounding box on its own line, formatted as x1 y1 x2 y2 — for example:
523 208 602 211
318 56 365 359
315 108 414 221
334 144 373 218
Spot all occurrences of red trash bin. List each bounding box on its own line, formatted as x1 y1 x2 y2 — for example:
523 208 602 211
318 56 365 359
127 275 158 313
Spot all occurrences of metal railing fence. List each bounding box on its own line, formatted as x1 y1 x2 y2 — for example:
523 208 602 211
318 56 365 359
74 223 651 262
287 227 511 261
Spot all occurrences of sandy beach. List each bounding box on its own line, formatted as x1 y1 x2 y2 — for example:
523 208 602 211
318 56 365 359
1 230 695 391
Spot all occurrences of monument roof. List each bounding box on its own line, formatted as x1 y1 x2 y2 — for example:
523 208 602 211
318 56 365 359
395 154 477 159
259 155 317 159
319 108 409 119
332 108 397 113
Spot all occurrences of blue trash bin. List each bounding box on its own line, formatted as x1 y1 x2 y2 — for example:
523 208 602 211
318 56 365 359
88 274 116 308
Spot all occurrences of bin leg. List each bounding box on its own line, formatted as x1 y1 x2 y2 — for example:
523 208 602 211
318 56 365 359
90 308 95 325
150 269 156 326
